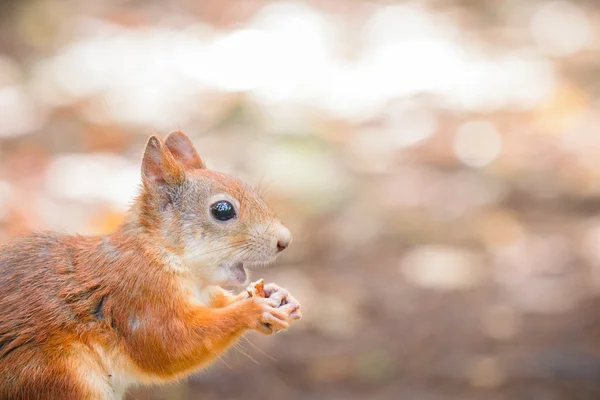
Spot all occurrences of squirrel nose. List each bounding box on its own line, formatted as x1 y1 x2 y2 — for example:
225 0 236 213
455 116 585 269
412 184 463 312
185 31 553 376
276 225 291 252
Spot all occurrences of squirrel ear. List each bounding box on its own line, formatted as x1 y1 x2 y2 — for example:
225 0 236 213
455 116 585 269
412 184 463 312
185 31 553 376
164 131 206 170
141 135 185 185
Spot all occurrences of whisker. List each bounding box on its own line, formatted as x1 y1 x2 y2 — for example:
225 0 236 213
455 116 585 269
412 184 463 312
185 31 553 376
216 352 232 369
241 336 276 361
233 341 260 365
263 217 276 235
190 240 249 258
257 176 265 197
259 180 274 199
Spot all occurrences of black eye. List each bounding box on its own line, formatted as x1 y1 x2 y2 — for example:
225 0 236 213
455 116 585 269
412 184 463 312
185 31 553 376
210 200 236 221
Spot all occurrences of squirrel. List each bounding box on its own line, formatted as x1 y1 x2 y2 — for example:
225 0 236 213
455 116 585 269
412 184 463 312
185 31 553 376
0 131 301 399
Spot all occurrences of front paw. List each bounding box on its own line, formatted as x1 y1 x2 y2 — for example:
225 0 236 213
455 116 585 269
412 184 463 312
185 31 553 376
264 283 302 322
247 296 290 335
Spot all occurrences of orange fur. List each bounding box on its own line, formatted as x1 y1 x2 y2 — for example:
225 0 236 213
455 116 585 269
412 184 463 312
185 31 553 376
0 132 300 399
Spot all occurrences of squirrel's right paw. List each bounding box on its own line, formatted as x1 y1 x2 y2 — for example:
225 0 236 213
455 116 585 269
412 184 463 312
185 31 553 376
246 296 290 335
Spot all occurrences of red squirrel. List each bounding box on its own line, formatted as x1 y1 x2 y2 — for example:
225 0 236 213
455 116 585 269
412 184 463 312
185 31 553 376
0 131 301 399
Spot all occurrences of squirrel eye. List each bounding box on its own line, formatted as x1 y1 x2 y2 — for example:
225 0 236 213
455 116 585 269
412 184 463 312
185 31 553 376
210 200 236 221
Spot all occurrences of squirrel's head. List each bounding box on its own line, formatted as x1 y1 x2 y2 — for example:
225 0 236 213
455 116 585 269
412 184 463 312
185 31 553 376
136 131 291 286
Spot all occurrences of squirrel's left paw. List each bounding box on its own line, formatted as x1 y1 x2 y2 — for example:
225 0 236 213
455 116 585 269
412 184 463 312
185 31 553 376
264 283 302 321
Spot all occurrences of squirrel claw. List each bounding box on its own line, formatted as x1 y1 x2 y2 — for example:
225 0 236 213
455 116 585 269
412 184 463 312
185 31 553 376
245 282 301 333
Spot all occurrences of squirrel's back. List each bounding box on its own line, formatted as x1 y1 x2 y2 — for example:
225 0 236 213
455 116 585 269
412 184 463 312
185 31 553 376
0 230 181 398
0 232 97 398
0 232 75 348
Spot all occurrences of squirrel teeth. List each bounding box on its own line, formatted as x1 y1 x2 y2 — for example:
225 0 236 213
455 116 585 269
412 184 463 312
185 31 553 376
241 260 273 270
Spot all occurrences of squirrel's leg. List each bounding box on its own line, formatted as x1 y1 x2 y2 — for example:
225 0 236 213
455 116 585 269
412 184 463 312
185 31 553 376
207 286 247 308
123 295 289 379
0 347 104 400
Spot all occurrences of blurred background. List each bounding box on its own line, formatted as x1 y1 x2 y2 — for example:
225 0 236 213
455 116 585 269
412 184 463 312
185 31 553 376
2 0 600 398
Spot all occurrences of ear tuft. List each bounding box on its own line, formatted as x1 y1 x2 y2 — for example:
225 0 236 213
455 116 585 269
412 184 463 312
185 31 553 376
164 131 206 170
141 135 184 185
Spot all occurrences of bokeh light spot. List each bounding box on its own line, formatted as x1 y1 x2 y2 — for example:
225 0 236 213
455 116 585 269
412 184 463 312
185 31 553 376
531 1 590 56
453 120 502 167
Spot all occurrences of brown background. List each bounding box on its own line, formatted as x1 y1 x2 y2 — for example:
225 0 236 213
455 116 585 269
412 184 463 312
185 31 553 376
2 0 600 399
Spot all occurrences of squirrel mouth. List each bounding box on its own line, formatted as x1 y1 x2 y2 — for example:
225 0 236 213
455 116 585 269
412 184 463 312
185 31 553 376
227 259 276 286
241 259 275 270
231 262 247 285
